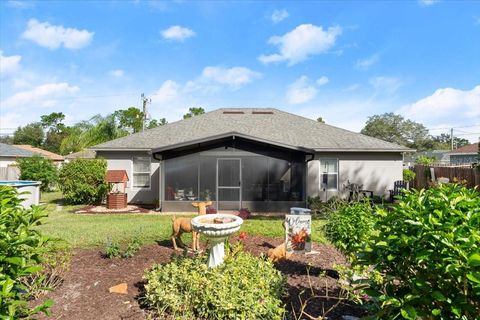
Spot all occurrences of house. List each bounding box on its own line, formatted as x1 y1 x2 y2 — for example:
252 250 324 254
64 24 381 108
91 108 411 212
0 143 37 180
447 143 479 165
13 145 64 166
65 149 96 162
403 150 450 167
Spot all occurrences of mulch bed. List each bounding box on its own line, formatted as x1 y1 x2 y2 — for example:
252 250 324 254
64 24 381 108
34 235 365 320
74 205 155 214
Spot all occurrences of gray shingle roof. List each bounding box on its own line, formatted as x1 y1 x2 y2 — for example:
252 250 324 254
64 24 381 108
0 143 37 157
92 108 412 152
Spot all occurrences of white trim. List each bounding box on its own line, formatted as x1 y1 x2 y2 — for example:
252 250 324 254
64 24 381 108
319 158 339 192
132 155 151 190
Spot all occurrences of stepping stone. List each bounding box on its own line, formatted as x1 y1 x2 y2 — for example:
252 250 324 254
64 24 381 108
109 283 128 294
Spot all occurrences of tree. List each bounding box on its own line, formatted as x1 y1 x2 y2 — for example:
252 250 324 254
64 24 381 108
114 107 144 133
147 118 168 129
40 112 65 129
183 107 205 119
17 155 58 191
431 133 469 150
13 123 44 147
0 135 13 144
316 117 325 123
360 113 432 150
40 112 68 153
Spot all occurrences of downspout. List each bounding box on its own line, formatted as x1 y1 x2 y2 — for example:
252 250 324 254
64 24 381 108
305 153 315 206
152 152 163 211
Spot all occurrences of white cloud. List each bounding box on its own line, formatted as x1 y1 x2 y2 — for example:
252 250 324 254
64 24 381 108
399 85 480 125
343 83 360 92
286 76 318 104
355 53 379 70
316 76 329 87
6 1 34 9
418 0 438 6
151 80 180 104
259 24 342 65
109 69 124 77
271 9 289 23
369 76 402 94
0 51 21 76
200 66 261 89
21 19 94 49
2 82 79 109
161 25 196 42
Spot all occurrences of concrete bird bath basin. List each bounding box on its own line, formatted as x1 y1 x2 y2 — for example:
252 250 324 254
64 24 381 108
191 213 243 268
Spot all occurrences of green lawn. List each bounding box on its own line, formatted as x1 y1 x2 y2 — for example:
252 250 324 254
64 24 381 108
38 192 327 249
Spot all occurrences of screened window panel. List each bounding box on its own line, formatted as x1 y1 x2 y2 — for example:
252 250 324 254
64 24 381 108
241 156 268 201
268 158 291 201
164 154 199 201
133 156 150 172
199 157 216 201
133 173 150 188
218 159 240 187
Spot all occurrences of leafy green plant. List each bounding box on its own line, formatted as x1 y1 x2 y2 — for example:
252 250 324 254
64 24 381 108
355 184 480 319
402 169 416 182
415 155 435 165
0 186 54 318
307 195 348 218
143 244 286 319
21 240 72 299
59 158 108 204
324 200 376 258
17 155 58 191
123 238 142 258
104 240 121 259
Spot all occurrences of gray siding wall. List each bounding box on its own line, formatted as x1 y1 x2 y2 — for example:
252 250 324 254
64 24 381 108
307 152 403 200
96 151 160 204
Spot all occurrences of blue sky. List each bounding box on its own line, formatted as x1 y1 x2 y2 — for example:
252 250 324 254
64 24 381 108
1 0 479 141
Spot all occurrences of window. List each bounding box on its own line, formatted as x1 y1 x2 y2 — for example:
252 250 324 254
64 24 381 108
133 156 151 188
320 159 338 191
164 154 199 201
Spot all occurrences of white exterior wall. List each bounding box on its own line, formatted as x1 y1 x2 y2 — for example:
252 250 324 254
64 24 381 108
307 152 403 200
96 151 160 204
0 158 16 167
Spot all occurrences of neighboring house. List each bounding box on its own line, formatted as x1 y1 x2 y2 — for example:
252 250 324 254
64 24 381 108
403 150 450 167
448 143 479 165
65 149 96 162
0 143 37 180
13 145 64 166
92 108 411 212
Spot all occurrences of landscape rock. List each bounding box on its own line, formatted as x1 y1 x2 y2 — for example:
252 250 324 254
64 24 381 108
109 283 128 294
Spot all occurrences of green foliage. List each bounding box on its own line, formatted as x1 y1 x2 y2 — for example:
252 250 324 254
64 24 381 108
13 122 44 147
402 169 416 182
143 245 286 319
123 238 142 258
17 155 58 191
147 117 168 129
21 240 72 299
324 200 376 257
59 158 108 204
355 184 480 319
114 107 144 133
0 186 53 318
104 240 121 259
432 133 470 150
183 107 205 119
361 113 431 150
415 155 435 165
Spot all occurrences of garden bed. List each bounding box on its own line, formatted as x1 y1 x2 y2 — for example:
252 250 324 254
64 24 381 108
33 235 364 320
74 204 155 214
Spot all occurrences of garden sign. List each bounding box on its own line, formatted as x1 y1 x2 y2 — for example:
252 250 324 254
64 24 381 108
285 208 312 253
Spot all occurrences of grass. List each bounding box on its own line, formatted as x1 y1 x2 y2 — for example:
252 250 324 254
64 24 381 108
38 192 327 249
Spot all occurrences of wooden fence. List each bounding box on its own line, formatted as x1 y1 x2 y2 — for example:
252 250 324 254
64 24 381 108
411 164 480 189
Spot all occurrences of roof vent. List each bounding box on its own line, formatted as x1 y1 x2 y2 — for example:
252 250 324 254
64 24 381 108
252 111 274 115
223 111 245 114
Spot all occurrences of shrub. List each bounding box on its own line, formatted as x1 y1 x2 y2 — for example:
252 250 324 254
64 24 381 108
355 184 480 319
59 158 108 204
402 168 416 182
0 186 53 318
21 240 72 299
415 155 435 165
123 238 142 258
324 200 376 258
308 195 348 217
104 240 121 259
17 155 58 191
143 245 286 319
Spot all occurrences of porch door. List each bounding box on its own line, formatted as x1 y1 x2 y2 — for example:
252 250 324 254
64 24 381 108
216 158 241 211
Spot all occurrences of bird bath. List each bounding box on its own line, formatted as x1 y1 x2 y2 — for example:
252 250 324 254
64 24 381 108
191 213 243 268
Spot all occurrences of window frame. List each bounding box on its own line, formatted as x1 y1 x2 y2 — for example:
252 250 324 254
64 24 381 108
319 158 339 191
132 155 151 189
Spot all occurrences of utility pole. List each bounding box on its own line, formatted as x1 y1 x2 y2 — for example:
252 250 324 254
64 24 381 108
450 128 454 151
141 93 151 132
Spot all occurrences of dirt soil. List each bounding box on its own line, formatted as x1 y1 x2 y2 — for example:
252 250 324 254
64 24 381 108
34 235 365 320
